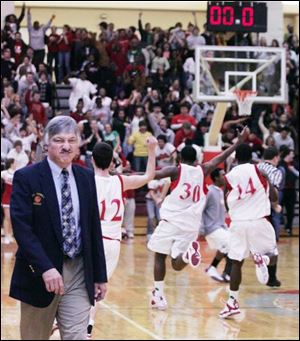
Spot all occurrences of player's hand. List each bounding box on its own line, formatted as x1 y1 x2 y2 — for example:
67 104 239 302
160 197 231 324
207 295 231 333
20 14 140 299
42 268 64 295
147 136 158 151
237 125 250 144
94 282 107 301
51 15 56 21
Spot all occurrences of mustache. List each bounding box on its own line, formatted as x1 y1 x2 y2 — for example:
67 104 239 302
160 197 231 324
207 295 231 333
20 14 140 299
60 149 72 154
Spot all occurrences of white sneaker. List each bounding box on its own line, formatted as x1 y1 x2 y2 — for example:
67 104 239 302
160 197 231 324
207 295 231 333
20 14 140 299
150 289 168 310
253 253 269 285
183 241 201 268
222 273 231 283
206 266 224 282
219 299 241 318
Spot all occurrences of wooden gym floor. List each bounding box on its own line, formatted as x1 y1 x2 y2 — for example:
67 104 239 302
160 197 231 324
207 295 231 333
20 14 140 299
1 232 299 340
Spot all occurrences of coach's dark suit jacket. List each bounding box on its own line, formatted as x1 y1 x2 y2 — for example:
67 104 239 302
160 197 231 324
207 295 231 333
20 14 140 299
9 158 107 308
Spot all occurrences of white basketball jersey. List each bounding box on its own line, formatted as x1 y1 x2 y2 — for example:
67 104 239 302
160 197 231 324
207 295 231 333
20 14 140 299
95 174 125 240
225 163 270 221
159 163 207 231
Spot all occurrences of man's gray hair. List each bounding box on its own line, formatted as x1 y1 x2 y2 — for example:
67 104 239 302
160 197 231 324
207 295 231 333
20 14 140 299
44 116 81 145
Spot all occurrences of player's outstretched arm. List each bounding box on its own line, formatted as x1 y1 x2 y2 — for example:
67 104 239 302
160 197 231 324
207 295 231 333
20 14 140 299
154 166 178 181
122 136 158 191
202 126 250 177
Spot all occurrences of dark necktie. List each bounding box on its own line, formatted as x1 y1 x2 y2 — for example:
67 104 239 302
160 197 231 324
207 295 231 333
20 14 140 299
61 169 78 258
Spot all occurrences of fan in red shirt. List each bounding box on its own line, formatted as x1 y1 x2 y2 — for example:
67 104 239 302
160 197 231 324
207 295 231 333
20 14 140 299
174 122 195 147
10 32 27 66
27 91 47 126
171 103 197 131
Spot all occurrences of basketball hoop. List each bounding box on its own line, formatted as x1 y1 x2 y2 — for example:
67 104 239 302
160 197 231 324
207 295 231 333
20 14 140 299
233 89 257 116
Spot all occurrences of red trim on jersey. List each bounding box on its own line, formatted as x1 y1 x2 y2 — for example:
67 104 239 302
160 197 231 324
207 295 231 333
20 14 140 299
199 166 208 195
224 175 233 191
170 164 182 192
254 165 268 192
117 174 126 204
103 236 121 242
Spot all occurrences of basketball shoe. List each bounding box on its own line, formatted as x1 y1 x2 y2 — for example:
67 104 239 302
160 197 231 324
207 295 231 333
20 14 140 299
183 241 201 268
206 266 224 282
150 289 168 310
253 253 269 285
219 298 241 318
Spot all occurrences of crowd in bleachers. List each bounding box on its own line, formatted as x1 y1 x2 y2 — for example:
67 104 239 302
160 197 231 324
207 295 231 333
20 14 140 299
1 6 299 242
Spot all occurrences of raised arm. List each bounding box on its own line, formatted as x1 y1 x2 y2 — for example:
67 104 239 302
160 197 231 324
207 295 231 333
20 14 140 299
122 136 158 191
27 8 32 30
202 126 250 177
192 11 198 27
18 2 26 25
154 165 178 181
258 111 268 137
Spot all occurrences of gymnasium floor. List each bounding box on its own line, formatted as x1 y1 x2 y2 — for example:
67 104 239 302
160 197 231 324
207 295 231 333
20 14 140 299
1 233 299 340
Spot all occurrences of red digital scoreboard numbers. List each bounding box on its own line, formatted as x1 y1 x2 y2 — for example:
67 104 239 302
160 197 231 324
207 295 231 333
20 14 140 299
207 1 267 32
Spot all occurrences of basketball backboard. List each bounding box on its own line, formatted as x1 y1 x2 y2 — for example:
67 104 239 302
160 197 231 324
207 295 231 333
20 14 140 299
193 45 287 104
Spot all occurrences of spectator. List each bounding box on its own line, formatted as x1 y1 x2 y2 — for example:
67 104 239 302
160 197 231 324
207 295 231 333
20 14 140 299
149 116 175 145
10 123 37 153
138 12 153 46
80 118 103 169
186 26 206 50
279 148 299 236
155 134 177 168
174 122 195 148
6 140 29 170
65 71 97 113
26 91 47 126
3 3 26 38
103 123 120 153
37 71 53 107
274 126 295 151
9 32 28 66
70 99 87 123
112 108 129 146
27 8 55 67
1 122 13 162
171 103 197 131
1 48 16 81
130 106 146 134
128 120 152 172
47 26 59 81
151 48 170 75
57 25 73 82
169 23 186 50
91 97 111 124
15 56 37 81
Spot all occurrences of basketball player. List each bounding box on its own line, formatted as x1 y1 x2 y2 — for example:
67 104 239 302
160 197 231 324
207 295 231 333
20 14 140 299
148 126 250 310
200 168 232 283
87 136 158 337
219 143 279 318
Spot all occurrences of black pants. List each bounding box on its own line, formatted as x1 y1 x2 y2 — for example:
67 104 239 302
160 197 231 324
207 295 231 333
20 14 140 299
282 188 296 230
47 51 59 82
33 49 45 68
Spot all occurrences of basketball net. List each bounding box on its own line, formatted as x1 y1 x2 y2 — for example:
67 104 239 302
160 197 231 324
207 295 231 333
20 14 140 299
233 89 257 116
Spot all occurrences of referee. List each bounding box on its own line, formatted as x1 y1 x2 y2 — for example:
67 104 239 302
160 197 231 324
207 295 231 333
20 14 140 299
258 146 284 287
